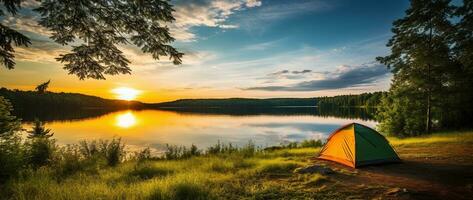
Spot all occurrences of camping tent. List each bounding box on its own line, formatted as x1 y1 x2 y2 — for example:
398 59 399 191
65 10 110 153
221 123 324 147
318 123 400 168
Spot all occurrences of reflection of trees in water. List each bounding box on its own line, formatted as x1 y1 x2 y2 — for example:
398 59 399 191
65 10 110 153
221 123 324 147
15 108 122 122
157 107 376 121
17 106 376 123
18 106 377 123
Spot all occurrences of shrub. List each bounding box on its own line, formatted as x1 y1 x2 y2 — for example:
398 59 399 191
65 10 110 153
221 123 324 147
0 134 24 183
164 144 200 160
300 139 323 148
0 97 23 183
78 138 125 166
135 147 152 163
27 138 56 168
102 138 125 166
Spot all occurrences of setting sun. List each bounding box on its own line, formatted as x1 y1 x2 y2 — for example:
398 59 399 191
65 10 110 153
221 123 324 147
111 87 141 101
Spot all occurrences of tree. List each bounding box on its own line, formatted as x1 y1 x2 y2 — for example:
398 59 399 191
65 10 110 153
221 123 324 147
377 0 455 135
0 97 23 182
26 119 55 168
35 80 50 94
27 119 53 139
0 97 21 136
0 1 31 69
1 0 183 80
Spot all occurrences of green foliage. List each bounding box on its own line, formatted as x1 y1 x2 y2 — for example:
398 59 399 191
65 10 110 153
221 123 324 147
155 98 317 107
27 138 56 168
1 1 182 79
79 138 125 166
0 0 31 69
0 97 23 182
317 92 386 108
135 147 152 163
279 139 323 149
34 0 182 80
2 131 471 199
27 119 53 139
300 139 323 148
26 120 56 168
206 140 259 157
164 144 202 160
377 0 473 136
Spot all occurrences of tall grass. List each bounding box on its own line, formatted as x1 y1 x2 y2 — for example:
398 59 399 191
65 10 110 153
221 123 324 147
4 131 471 199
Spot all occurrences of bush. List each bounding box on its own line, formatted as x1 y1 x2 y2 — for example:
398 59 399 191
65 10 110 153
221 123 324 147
300 139 323 148
78 138 125 166
0 134 24 183
135 147 152 163
102 138 125 166
0 97 23 183
27 138 56 168
164 144 200 160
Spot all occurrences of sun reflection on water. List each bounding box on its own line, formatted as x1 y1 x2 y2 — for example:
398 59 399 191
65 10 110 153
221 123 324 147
115 111 137 128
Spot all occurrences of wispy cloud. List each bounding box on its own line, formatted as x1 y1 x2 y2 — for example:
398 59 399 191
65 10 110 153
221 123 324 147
171 0 263 41
237 0 334 33
245 63 390 91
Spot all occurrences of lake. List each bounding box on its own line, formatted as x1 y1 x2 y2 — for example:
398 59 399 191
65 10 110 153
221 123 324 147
20 107 377 152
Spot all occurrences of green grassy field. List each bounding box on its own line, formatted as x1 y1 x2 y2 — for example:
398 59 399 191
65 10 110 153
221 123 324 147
2 131 472 200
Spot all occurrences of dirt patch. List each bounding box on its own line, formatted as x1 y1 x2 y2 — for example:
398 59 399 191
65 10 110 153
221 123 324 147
310 142 473 199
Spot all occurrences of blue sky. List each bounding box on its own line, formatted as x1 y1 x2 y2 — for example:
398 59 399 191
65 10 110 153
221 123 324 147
0 0 410 102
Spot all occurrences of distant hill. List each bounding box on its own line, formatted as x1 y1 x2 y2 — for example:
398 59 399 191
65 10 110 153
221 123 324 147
149 98 317 108
0 88 144 109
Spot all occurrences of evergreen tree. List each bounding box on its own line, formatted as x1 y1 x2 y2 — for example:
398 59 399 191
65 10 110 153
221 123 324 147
1 0 183 79
0 97 21 136
377 0 455 135
0 97 23 182
26 119 56 168
444 0 473 128
27 119 53 139
35 80 50 94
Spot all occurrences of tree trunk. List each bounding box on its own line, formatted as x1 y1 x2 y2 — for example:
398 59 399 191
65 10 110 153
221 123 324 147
426 88 432 134
426 19 433 134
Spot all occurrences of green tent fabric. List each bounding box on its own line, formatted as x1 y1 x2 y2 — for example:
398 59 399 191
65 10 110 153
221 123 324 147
318 123 401 168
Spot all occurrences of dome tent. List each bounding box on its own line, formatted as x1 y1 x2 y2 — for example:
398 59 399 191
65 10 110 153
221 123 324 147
318 123 401 168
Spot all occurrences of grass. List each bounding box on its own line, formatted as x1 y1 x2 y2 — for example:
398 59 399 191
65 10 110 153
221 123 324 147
387 130 473 146
1 130 472 199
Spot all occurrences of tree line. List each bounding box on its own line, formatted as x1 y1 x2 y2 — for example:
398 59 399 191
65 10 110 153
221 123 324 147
316 92 386 108
0 88 144 115
376 0 473 136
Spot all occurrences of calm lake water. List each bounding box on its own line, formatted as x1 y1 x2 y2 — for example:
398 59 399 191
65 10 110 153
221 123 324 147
21 108 377 152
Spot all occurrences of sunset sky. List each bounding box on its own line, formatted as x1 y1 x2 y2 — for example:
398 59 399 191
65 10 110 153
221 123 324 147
0 0 409 103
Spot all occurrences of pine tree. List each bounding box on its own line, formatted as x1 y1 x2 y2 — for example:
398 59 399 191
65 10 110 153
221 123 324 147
35 80 50 94
377 0 455 135
27 119 53 139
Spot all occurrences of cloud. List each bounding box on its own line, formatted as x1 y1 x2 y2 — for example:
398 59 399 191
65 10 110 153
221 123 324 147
14 39 69 63
120 45 217 72
245 63 390 91
243 39 284 50
2 15 51 37
264 69 322 81
171 0 262 41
